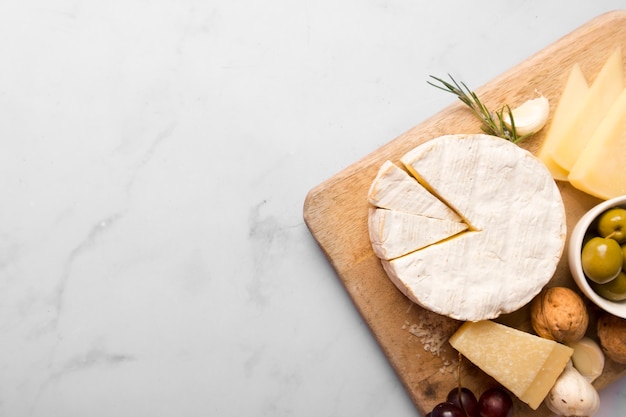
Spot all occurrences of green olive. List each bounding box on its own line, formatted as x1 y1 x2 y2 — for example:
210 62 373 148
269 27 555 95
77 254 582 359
597 207 626 244
581 237 623 284
622 243 626 271
591 271 626 301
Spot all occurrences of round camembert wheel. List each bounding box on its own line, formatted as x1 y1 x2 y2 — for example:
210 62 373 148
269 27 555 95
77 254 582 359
367 134 566 321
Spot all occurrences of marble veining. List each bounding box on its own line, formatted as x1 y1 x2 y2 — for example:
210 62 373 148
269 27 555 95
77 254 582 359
1 1 626 416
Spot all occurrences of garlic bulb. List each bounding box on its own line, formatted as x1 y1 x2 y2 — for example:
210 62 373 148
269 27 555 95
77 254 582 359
545 361 600 417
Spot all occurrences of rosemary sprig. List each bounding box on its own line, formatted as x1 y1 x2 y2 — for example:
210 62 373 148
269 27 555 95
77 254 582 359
428 74 532 144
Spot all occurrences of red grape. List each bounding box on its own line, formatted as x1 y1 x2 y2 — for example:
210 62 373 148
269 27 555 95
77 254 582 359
478 388 513 417
431 402 465 417
446 387 479 417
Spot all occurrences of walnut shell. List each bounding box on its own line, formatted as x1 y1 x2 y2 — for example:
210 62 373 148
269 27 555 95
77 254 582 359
597 313 626 364
530 287 589 343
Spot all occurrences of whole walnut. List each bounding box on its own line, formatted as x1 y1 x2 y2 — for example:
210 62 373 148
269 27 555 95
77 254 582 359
597 313 626 364
530 287 589 343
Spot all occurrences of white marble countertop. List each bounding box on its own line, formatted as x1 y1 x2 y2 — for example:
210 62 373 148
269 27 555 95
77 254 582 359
1 1 625 416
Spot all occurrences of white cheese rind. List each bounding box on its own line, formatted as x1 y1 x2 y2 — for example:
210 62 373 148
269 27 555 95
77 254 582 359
368 207 467 260
373 134 566 321
368 160 461 221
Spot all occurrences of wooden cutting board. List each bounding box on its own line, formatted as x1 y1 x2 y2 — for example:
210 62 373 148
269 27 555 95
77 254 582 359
303 10 626 417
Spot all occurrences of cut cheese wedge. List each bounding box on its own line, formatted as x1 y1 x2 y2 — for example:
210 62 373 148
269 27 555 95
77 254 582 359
550 47 624 173
368 134 566 321
368 160 461 221
449 320 574 410
368 208 467 260
537 63 588 181
568 88 626 199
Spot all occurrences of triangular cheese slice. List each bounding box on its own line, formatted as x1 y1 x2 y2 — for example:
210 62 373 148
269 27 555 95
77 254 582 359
549 47 624 172
368 208 468 260
537 63 588 181
368 160 461 221
449 320 573 410
568 87 626 199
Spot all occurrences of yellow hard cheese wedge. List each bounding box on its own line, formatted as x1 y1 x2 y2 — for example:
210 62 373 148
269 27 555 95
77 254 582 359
449 320 573 410
537 63 588 181
569 88 626 199
550 47 624 173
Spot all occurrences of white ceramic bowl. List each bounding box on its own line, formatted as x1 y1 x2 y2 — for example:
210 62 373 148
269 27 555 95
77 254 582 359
569 195 626 318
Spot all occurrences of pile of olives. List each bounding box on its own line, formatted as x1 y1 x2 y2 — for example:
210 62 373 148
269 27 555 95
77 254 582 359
425 386 513 417
581 207 626 301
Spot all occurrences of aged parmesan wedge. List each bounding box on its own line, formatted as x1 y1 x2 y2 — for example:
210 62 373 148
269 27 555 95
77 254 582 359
368 208 467 260
537 63 589 181
449 320 574 410
549 47 624 172
368 160 461 221
369 134 566 321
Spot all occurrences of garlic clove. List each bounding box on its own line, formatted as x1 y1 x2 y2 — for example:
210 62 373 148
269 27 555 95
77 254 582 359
504 95 550 136
567 337 605 383
545 361 600 417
